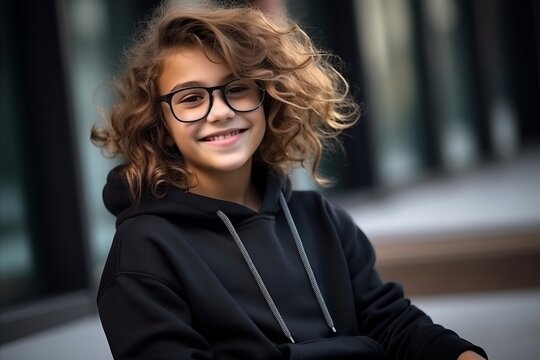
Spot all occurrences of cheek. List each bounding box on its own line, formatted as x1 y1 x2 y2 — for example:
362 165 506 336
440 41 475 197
158 113 176 148
164 118 197 150
256 111 267 140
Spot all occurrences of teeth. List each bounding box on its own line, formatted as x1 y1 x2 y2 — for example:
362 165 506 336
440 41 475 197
206 130 241 142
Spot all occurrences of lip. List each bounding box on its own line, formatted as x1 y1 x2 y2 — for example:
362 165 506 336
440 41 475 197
198 128 248 146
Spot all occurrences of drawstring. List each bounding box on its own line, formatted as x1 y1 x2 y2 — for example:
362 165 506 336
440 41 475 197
216 192 337 344
277 193 337 334
216 210 295 344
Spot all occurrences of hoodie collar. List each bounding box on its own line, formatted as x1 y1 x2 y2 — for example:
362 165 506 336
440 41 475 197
103 164 292 227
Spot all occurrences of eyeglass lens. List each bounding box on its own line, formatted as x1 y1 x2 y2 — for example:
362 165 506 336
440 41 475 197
170 79 263 122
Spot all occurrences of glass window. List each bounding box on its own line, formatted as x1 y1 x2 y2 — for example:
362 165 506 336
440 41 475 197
421 0 480 170
353 0 427 186
0 11 40 306
472 0 519 158
63 0 119 280
63 0 158 280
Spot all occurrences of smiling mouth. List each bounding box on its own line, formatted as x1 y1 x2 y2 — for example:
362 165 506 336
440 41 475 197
200 129 247 142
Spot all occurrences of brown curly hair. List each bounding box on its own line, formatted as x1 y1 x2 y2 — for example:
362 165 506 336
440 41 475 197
91 1 360 202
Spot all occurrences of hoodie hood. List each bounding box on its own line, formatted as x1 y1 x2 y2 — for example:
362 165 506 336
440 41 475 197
103 164 292 227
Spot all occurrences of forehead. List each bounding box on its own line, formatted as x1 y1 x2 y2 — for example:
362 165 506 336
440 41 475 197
158 46 232 92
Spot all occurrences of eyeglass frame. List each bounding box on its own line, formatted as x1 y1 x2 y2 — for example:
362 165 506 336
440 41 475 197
158 78 266 123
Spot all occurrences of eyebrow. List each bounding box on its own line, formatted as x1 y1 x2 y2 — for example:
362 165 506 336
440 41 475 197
168 74 236 93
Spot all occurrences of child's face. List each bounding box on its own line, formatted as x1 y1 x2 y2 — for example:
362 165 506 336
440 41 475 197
158 46 266 178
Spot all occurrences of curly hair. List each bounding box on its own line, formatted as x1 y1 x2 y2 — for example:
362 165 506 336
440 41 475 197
91 0 360 202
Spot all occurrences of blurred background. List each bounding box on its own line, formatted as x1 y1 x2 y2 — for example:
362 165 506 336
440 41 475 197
1 0 539 359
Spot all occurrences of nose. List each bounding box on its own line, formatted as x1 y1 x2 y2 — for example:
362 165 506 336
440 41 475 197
206 90 235 122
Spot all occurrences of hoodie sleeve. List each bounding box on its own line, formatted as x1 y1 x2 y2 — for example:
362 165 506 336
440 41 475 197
97 273 213 360
324 199 488 360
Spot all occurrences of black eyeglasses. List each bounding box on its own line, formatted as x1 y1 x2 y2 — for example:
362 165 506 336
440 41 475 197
159 78 265 123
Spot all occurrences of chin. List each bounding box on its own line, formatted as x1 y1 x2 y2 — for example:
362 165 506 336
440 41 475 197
202 154 252 173
214 160 251 173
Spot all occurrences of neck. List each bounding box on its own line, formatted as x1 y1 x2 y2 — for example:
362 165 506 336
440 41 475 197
188 161 261 211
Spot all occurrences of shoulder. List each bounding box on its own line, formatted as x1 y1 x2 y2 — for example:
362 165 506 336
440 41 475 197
288 190 366 247
289 190 356 226
101 215 186 282
290 189 372 247
114 215 175 256
116 213 175 240
288 189 329 209
98 214 193 300
97 211 206 302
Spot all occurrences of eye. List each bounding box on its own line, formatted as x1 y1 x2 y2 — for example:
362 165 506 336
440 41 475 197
174 89 207 106
225 85 250 97
180 95 204 104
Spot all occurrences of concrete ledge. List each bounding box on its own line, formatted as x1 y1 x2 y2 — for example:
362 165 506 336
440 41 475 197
374 228 540 295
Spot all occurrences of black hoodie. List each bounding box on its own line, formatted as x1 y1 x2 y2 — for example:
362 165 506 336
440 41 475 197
97 165 487 360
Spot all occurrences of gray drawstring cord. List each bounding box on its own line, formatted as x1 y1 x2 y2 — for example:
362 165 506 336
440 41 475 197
278 192 337 334
217 191 337 343
217 210 295 344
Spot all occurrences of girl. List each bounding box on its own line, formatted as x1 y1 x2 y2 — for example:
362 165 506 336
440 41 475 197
92 1 488 359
